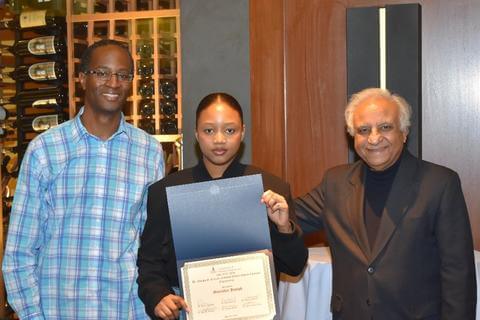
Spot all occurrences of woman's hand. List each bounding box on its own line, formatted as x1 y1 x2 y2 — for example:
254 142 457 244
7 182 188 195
154 294 190 320
261 190 293 233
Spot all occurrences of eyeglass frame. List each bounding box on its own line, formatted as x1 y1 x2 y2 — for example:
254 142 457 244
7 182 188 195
83 68 134 82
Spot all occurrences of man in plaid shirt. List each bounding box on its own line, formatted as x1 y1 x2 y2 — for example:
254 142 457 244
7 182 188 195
2 39 164 319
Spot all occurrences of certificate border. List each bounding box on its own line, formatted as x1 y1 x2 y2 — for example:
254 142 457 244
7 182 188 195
182 252 276 320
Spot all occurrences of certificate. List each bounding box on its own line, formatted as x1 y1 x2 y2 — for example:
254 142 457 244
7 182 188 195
166 174 272 263
181 252 276 320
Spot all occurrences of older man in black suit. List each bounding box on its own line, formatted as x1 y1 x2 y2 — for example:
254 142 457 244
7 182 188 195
294 88 476 320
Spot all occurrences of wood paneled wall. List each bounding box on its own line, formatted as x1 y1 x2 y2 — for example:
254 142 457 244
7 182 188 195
251 0 480 249
250 0 287 179
284 0 349 196
250 0 349 198
420 0 480 250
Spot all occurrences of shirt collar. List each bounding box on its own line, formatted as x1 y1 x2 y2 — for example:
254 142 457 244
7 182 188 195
72 106 130 143
193 157 246 181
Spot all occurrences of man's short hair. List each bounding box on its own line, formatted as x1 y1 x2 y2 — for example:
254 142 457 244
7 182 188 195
344 88 412 136
79 39 134 74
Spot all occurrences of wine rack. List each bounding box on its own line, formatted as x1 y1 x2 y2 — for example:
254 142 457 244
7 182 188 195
1 3 71 317
66 0 183 172
0 1 182 317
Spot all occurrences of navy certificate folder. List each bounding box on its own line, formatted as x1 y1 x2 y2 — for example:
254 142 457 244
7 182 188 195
166 174 272 266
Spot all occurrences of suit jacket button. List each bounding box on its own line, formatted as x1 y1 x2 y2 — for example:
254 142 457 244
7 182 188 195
366 298 372 306
367 266 375 274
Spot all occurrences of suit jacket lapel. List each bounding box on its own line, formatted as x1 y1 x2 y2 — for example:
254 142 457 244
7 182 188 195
346 162 371 260
370 151 420 261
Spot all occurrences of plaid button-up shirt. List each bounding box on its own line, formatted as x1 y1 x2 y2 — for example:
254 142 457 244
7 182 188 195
3 108 164 319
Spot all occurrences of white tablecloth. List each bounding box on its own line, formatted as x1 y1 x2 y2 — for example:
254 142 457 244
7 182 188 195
278 247 333 320
278 247 480 320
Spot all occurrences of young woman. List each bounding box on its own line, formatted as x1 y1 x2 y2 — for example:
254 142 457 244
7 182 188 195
137 93 308 320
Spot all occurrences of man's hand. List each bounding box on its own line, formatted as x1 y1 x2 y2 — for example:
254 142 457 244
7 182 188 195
154 294 190 320
261 190 293 233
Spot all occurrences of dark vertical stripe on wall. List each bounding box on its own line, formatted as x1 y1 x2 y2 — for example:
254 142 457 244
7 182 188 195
347 7 380 97
346 7 380 161
386 4 422 158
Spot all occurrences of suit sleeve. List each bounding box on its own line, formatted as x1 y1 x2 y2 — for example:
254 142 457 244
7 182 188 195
137 184 175 319
294 175 327 234
270 183 308 276
435 173 476 319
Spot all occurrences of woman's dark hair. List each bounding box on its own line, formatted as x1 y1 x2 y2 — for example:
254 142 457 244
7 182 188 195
196 92 244 127
79 39 134 74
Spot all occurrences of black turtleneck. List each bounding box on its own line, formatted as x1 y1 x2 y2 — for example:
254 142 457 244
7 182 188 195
364 155 402 248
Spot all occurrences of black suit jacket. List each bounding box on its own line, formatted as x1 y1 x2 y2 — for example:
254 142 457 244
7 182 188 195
138 160 308 319
295 150 476 320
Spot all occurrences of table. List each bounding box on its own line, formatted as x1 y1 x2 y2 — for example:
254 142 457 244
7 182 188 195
278 247 480 320
278 247 332 320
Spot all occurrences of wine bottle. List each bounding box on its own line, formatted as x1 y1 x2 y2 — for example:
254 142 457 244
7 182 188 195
0 105 8 121
138 80 154 98
18 112 65 132
0 127 15 138
1 155 11 173
7 86 68 109
160 99 176 118
8 61 66 82
8 35 65 56
0 53 16 68
140 119 155 134
160 119 177 134
0 10 66 31
136 0 149 10
72 42 88 58
139 100 154 118
73 22 88 39
159 58 175 75
0 67 16 83
158 37 176 55
158 0 175 9
115 0 126 11
0 152 19 180
136 40 153 58
114 22 129 37
159 79 176 99
137 59 154 77
93 23 128 37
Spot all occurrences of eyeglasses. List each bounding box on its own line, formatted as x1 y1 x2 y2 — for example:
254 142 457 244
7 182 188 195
84 69 133 82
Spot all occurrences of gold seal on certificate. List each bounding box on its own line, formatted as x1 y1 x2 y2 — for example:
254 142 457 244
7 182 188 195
181 252 276 320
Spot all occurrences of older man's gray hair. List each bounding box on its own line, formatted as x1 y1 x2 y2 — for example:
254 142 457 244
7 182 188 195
344 88 412 136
